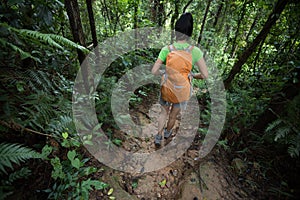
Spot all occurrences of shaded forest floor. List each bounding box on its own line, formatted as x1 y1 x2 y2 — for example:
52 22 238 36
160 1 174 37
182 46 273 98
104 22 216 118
3 89 299 200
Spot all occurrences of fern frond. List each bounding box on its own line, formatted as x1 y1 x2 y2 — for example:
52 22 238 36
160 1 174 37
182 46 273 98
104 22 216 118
0 189 13 200
8 167 31 184
26 70 55 93
47 115 75 138
274 126 291 142
287 134 300 157
0 38 40 62
17 29 64 50
1 22 89 54
288 145 299 158
265 119 282 133
0 143 40 174
49 34 89 54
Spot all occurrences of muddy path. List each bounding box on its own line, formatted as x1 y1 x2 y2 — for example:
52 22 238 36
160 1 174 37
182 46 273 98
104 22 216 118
93 89 253 200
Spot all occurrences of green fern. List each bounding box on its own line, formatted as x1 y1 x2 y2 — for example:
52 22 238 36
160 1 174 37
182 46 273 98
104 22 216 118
47 115 75 138
7 167 31 184
0 166 32 199
21 94 58 131
0 143 40 174
1 69 73 134
287 134 300 158
17 29 65 50
0 38 40 62
6 24 89 53
48 33 89 53
0 188 13 200
26 70 56 93
1 23 89 61
265 119 283 133
265 96 300 158
274 126 291 142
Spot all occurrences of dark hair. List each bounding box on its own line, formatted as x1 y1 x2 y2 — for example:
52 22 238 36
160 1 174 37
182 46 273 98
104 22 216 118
175 13 193 40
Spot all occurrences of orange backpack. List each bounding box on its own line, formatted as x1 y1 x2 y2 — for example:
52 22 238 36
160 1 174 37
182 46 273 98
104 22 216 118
161 45 194 104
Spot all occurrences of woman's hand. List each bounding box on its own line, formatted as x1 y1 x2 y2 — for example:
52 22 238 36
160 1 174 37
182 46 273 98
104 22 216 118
151 59 163 75
192 73 205 79
195 57 208 79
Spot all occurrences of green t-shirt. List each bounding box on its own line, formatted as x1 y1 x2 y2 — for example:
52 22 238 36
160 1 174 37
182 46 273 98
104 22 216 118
158 42 203 69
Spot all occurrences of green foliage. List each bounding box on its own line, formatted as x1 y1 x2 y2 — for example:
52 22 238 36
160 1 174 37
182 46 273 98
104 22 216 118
0 143 40 174
0 37 40 61
0 0 299 198
7 167 31 184
1 69 75 137
46 149 109 200
268 181 295 199
0 22 88 67
265 95 300 158
67 150 82 170
0 143 40 199
0 167 32 199
226 88 269 132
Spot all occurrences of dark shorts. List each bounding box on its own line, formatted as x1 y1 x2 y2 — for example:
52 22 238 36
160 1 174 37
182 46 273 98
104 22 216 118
159 96 188 110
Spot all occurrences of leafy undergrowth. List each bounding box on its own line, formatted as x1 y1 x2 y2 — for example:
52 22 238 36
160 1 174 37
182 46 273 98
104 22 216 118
0 71 299 199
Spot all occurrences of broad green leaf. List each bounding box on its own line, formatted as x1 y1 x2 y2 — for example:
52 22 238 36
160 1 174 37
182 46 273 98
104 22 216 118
62 132 68 139
71 158 81 169
67 150 76 161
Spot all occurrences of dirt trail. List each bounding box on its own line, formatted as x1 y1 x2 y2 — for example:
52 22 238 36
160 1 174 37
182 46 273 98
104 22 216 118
97 94 251 200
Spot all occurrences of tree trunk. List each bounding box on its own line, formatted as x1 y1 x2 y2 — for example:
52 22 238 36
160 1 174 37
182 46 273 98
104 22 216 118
230 0 248 57
100 0 112 36
65 0 86 63
133 0 139 29
65 0 89 92
170 0 179 42
252 38 265 80
245 11 260 43
198 0 212 44
150 0 164 26
213 0 225 29
170 0 179 30
183 0 193 13
157 1 164 26
86 0 97 48
224 0 290 89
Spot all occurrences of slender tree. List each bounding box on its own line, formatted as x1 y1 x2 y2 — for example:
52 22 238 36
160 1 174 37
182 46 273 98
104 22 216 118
245 11 261 43
170 0 179 30
133 0 139 29
182 0 193 13
65 0 89 92
213 0 225 29
86 0 97 48
170 0 179 42
224 0 290 89
230 0 248 57
198 0 212 44
65 0 86 63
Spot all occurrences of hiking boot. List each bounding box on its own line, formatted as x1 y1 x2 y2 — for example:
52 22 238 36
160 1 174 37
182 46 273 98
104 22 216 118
154 134 162 147
164 128 172 139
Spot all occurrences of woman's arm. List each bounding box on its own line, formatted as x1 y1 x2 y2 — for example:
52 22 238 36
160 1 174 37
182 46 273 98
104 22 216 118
193 57 208 79
151 58 164 75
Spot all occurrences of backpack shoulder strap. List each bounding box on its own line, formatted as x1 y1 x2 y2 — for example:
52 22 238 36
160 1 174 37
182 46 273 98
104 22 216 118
168 44 176 52
185 45 194 53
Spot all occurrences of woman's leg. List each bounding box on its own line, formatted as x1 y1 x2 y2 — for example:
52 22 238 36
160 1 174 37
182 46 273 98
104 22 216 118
157 105 169 135
166 105 181 132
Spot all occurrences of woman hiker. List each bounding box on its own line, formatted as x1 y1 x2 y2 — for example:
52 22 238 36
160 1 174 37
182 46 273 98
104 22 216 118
151 13 208 147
